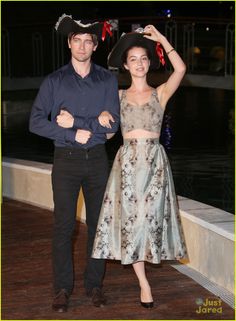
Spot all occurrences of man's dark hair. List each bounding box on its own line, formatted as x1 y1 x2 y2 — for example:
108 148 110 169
68 32 98 45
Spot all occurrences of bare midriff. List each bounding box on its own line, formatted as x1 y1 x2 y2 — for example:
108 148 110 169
123 129 160 139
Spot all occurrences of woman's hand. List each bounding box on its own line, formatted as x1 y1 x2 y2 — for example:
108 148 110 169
143 25 164 43
106 133 115 139
56 109 74 128
98 111 115 128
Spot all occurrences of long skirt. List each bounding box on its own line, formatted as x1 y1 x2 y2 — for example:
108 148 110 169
92 138 187 265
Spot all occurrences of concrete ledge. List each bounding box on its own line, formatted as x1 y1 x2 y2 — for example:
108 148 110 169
2 158 234 294
2 157 86 221
179 199 234 241
178 196 234 294
2 158 54 209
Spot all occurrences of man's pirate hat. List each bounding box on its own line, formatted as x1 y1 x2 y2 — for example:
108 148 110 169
55 14 112 41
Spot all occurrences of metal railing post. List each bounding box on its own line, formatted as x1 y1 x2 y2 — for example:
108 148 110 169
224 23 235 76
183 24 195 72
52 29 65 70
2 29 11 77
165 20 177 72
32 32 44 76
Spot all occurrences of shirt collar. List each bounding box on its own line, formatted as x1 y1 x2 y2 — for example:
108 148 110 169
68 61 95 78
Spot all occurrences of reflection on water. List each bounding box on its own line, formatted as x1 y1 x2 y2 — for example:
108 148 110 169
2 87 234 214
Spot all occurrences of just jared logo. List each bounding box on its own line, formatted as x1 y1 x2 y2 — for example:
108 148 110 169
195 297 222 314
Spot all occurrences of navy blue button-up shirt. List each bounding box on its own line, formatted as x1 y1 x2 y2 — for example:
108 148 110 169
29 62 120 148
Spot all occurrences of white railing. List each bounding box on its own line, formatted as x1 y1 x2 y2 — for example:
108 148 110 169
2 18 234 78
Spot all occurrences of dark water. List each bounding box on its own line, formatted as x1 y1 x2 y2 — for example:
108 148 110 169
2 87 234 213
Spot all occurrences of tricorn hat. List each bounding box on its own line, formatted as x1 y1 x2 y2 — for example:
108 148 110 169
108 31 160 69
55 14 112 41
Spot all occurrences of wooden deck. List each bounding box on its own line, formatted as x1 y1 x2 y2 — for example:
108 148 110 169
1 198 235 320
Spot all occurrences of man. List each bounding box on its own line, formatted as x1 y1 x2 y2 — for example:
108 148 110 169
29 14 120 312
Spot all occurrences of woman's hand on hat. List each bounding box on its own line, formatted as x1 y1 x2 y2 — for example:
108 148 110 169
98 111 115 128
143 25 164 43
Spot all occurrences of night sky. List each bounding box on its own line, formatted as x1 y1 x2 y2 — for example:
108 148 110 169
2 1 235 27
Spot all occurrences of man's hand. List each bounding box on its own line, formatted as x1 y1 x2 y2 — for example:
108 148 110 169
57 109 74 128
75 129 92 144
98 111 115 128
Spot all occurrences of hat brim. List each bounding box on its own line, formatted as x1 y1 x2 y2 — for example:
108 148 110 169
56 16 103 39
108 33 160 69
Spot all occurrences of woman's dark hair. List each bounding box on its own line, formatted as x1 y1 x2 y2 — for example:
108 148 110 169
121 45 152 67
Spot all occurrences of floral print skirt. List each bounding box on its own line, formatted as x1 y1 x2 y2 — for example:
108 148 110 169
92 138 187 265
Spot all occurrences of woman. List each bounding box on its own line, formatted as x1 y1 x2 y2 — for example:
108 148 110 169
92 25 188 308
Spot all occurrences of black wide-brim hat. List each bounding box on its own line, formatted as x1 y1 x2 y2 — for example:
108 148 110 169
108 32 160 69
55 14 112 41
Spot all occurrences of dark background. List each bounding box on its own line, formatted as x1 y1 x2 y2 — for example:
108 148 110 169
2 1 234 26
2 1 235 213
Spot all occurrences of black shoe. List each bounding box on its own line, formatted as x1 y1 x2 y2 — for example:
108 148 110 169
140 301 154 309
87 287 107 307
52 289 69 312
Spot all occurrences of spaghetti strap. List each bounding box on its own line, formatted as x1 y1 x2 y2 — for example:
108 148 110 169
152 88 159 103
120 89 126 102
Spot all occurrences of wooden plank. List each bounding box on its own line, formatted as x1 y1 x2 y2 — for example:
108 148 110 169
2 198 234 320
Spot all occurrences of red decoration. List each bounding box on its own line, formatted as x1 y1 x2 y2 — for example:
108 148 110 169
156 43 165 66
102 21 113 41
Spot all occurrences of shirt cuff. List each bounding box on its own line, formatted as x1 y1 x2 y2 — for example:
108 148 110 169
73 116 86 129
65 129 76 143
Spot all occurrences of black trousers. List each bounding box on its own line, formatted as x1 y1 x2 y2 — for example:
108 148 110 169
51 145 109 294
